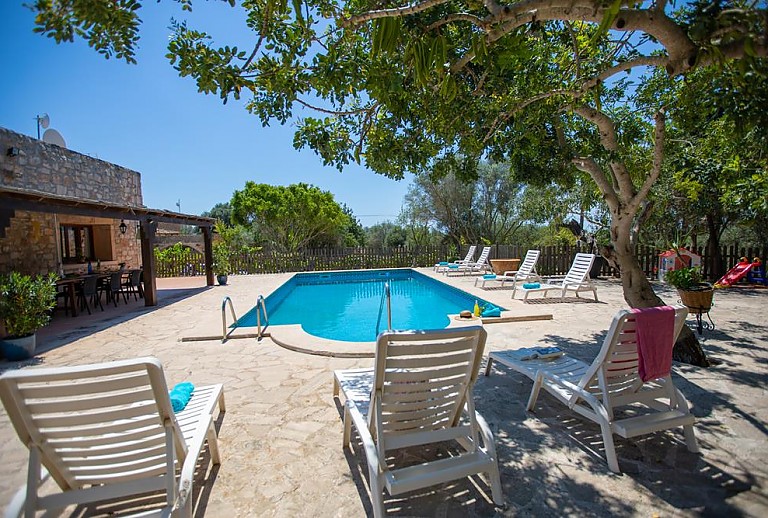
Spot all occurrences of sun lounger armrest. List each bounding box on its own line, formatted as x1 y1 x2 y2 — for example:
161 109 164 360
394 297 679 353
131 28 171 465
539 371 600 410
346 400 381 475
473 411 497 454
175 420 213 512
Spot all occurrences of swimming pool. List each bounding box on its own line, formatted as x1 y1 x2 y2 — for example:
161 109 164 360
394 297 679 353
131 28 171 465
236 269 504 342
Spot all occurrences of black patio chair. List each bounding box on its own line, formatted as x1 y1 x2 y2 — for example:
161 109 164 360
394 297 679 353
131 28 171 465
55 285 72 316
122 269 143 301
76 275 103 315
103 272 125 307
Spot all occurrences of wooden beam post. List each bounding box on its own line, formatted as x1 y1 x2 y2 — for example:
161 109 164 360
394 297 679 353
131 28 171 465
140 218 158 306
203 226 214 287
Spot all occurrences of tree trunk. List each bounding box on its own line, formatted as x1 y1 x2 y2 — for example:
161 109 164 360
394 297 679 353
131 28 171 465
706 214 724 280
611 218 710 367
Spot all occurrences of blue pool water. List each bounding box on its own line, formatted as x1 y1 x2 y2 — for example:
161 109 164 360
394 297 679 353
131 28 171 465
237 269 503 342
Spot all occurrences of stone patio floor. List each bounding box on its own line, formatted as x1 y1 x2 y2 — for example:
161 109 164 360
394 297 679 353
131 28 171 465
0 270 766 516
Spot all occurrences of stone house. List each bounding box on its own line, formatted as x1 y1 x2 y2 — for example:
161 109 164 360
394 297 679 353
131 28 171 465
0 127 215 306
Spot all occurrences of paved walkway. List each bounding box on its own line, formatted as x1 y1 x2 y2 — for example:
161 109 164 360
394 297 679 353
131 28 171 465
0 271 766 516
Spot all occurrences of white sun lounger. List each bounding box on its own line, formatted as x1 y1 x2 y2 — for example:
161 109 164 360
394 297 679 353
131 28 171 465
446 246 492 275
513 252 598 300
484 305 698 472
474 249 541 288
333 327 503 516
0 357 226 517
434 245 476 272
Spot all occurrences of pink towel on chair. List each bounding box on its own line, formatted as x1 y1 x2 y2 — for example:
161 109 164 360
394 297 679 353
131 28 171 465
631 306 675 382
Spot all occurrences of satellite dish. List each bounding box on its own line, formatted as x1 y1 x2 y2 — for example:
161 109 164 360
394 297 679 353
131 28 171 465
39 113 50 129
43 128 67 148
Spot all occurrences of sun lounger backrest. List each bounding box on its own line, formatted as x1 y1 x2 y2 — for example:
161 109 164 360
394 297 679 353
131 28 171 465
563 253 595 285
574 306 688 413
460 245 476 263
0 357 186 492
371 327 487 452
519 250 540 275
474 247 491 266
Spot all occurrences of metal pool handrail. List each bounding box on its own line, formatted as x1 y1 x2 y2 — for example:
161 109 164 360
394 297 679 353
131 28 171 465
221 295 269 343
375 282 392 336
221 297 238 343
255 295 269 338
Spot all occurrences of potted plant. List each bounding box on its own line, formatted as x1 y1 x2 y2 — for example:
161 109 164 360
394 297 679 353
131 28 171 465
664 265 714 314
0 272 58 359
212 242 231 286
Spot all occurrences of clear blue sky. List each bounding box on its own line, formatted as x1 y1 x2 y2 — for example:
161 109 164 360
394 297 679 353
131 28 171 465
0 1 411 226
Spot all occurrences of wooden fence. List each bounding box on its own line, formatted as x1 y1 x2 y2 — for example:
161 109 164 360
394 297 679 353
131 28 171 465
154 242 768 280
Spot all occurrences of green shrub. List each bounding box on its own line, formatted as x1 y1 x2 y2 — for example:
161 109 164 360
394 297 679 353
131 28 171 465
664 266 703 290
0 272 58 338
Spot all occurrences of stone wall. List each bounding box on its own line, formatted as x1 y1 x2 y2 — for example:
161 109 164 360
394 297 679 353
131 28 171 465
0 211 58 275
0 127 143 276
0 127 142 205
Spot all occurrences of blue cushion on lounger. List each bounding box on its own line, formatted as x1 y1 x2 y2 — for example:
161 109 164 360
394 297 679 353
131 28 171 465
481 306 501 317
483 274 497 280
448 264 459 269
438 261 449 266
522 282 541 289
169 382 195 412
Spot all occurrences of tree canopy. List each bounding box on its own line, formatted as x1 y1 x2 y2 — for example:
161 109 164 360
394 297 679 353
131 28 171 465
230 182 349 252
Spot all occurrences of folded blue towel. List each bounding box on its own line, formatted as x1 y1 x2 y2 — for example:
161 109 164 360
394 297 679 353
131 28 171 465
169 382 195 412
483 274 497 280
438 261 449 266
448 264 459 269
522 282 541 289
481 306 501 317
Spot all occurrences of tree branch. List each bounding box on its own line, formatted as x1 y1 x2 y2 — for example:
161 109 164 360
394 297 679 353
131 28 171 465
482 89 573 143
571 156 619 211
634 109 666 208
565 20 581 80
571 105 618 151
571 105 637 202
426 14 490 32
342 0 452 27
294 98 376 116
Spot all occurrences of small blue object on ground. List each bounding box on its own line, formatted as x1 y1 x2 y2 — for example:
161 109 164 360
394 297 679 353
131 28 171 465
483 274 497 280
522 282 541 289
169 382 195 412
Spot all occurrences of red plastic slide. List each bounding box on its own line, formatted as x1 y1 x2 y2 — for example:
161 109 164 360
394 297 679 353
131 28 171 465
715 262 753 288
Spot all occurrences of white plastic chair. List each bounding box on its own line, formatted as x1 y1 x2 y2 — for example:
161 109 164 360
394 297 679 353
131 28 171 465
484 305 699 472
333 326 503 516
0 357 226 517
475 249 541 288
513 252 597 300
